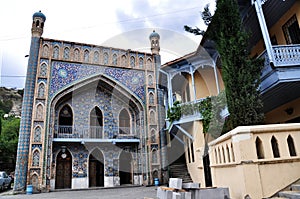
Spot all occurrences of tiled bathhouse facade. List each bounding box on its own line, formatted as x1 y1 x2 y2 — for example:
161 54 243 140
14 11 165 192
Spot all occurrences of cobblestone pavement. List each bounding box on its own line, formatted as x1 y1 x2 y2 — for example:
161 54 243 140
0 186 158 199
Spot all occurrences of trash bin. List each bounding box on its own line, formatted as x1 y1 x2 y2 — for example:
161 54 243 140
26 185 33 195
154 178 159 186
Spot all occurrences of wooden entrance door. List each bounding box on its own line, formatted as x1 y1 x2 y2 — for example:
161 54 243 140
89 150 104 187
55 150 72 189
119 150 132 185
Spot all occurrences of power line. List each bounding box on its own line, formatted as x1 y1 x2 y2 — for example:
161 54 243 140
0 6 200 42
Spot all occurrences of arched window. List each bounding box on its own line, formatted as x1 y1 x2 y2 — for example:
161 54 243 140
149 92 154 105
103 52 109 65
148 75 153 86
42 45 49 57
287 135 297 156
36 20 40 28
271 136 280 158
53 46 59 59
151 129 156 143
152 149 158 164
121 55 126 67
256 137 264 159
93 51 99 63
39 63 47 77
84 50 89 62
36 104 43 119
139 57 144 68
150 111 155 124
112 54 118 65
90 107 103 138
63 47 70 60
58 105 73 134
119 109 130 134
34 126 41 142
147 58 152 69
130 56 135 67
32 150 40 166
37 83 45 98
74 48 80 61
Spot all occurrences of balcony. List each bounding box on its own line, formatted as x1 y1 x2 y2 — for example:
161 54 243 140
259 44 300 112
54 126 139 142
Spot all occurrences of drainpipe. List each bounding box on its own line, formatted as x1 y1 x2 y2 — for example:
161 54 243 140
252 0 275 68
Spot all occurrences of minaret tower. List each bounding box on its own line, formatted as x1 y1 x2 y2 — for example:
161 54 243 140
14 11 46 192
149 30 160 55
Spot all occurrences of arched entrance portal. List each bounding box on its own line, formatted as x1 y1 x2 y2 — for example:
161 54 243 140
89 149 104 187
119 150 132 185
55 149 72 189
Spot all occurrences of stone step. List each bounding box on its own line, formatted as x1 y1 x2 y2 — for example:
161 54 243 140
292 184 300 191
278 191 300 199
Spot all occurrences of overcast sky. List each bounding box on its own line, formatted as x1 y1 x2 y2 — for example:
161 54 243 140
0 0 215 88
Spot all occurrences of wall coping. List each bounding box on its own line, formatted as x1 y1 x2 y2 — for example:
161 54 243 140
208 123 300 146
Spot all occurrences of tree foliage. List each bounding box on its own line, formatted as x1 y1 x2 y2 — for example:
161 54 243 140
206 0 264 129
0 116 20 165
185 0 264 130
184 4 212 36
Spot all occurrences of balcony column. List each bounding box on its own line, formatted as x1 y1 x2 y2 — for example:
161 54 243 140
213 63 220 94
189 64 197 101
159 69 173 107
252 0 275 67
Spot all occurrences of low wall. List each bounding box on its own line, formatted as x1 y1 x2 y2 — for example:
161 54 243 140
208 123 300 199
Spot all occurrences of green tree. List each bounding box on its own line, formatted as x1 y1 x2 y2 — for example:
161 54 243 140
185 0 264 129
0 117 20 165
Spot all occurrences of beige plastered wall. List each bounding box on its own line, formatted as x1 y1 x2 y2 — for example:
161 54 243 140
209 124 300 199
250 1 300 57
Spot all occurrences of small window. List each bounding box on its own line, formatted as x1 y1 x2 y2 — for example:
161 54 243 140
53 46 59 59
152 149 158 164
39 63 47 77
151 129 156 143
84 50 89 62
36 104 43 119
32 150 40 166
93 51 99 63
139 57 144 68
282 15 300 44
74 48 80 61
256 137 264 159
149 92 154 105
121 55 126 67
130 56 135 67
190 141 195 162
42 45 49 57
34 126 41 142
271 136 280 158
37 83 45 98
287 135 297 157
63 47 70 60
103 52 109 65
112 54 118 65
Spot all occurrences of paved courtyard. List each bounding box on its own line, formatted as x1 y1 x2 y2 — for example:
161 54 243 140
0 186 157 199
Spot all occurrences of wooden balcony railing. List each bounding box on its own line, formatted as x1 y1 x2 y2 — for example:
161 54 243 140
260 44 300 78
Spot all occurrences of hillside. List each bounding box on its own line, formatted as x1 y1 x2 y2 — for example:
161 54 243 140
0 87 23 116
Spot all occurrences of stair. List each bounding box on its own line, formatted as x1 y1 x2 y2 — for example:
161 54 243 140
278 184 300 199
169 162 193 183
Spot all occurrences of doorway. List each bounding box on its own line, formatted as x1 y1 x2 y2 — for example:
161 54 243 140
89 149 104 187
55 149 72 189
119 150 132 185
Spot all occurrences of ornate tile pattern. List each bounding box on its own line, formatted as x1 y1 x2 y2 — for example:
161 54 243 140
14 37 40 191
49 61 146 103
